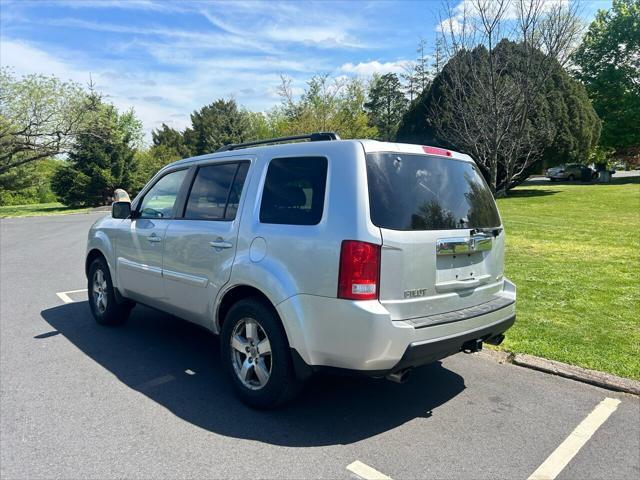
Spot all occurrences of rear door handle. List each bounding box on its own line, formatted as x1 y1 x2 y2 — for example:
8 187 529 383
209 240 233 249
147 234 162 243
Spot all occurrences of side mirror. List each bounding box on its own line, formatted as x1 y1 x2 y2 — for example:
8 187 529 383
112 201 131 219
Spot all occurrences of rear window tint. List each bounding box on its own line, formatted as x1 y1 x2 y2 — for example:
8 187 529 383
184 163 238 220
225 163 249 220
260 157 327 225
366 153 501 231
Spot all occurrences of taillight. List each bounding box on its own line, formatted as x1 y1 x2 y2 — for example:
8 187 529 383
422 145 452 157
337 240 380 300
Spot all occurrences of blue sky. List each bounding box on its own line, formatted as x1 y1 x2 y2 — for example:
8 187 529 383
0 0 609 141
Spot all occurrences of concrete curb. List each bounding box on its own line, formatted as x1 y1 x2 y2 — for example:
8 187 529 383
478 349 640 396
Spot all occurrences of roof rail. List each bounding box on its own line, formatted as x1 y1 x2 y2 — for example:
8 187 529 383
215 132 341 153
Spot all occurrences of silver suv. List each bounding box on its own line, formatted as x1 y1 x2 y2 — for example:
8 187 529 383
86 133 516 408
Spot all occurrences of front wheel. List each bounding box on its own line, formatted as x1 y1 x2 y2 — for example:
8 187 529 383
568 174 575 181
88 257 133 325
221 298 302 408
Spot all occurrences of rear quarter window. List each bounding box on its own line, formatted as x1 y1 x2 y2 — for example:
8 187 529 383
260 157 328 225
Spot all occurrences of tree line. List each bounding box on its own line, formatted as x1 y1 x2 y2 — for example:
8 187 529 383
1 0 637 206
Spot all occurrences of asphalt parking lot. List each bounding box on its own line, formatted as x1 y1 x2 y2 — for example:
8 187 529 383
1 213 639 479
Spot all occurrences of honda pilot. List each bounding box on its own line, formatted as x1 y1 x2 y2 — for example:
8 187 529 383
86 132 516 408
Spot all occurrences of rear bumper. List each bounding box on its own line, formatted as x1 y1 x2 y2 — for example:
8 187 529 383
389 314 514 374
277 278 516 375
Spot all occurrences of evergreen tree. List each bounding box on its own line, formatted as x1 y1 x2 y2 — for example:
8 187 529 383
51 94 142 206
414 38 431 94
187 99 251 155
432 37 445 76
151 123 191 158
365 73 408 141
401 38 432 101
397 41 600 191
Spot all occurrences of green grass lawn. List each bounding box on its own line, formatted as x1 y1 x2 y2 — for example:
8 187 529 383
496 177 640 379
0 202 90 218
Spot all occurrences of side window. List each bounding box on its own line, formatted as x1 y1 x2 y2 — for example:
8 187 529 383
138 169 187 219
184 162 248 221
260 157 328 225
225 163 249 220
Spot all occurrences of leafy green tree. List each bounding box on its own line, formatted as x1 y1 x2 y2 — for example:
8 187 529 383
365 73 408 141
51 94 142 206
187 99 251 155
0 69 86 174
274 74 377 139
572 0 640 151
332 77 376 139
130 144 182 194
0 159 59 205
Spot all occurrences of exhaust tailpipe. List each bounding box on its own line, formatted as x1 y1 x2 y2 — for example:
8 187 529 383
462 338 483 353
386 368 412 384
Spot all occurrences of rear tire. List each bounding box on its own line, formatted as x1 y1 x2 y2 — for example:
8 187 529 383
88 257 133 325
221 298 302 408
568 174 575 181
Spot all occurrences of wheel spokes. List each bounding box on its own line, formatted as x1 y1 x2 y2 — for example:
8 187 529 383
231 318 272 390
239 358 253 381
231 334 248 353
254 358 269 386
245 321 258 342
257 338 271 356
96 291 107 311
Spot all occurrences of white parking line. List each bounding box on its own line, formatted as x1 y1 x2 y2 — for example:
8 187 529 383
347 461 392 480
527 397 621 480
56 289 87 304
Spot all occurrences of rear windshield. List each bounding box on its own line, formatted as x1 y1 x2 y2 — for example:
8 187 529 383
366 152 501 231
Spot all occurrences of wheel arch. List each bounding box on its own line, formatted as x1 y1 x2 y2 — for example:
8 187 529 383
86 229 117 282
215 284 312 381
86 248 108 277
216 285 278 334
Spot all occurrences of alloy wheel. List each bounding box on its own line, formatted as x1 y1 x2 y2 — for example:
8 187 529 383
92 269 108 314
230 318 272 390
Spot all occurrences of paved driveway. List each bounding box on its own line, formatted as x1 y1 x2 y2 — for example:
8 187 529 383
526 169 640 184
1 213 638 479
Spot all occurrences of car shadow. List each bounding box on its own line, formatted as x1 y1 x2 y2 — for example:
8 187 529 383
40 301 465 447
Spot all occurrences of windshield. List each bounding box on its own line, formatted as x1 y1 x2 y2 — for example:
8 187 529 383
366 152 501 231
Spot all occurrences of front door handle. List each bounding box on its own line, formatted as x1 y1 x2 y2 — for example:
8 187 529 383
210 240 233 249
147 234 162 243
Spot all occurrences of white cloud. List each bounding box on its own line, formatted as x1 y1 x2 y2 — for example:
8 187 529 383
0 37 320 142
45 17 276 54
0 0 394 145
265 26 365 49
340 60 408 76
437 0 569 34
